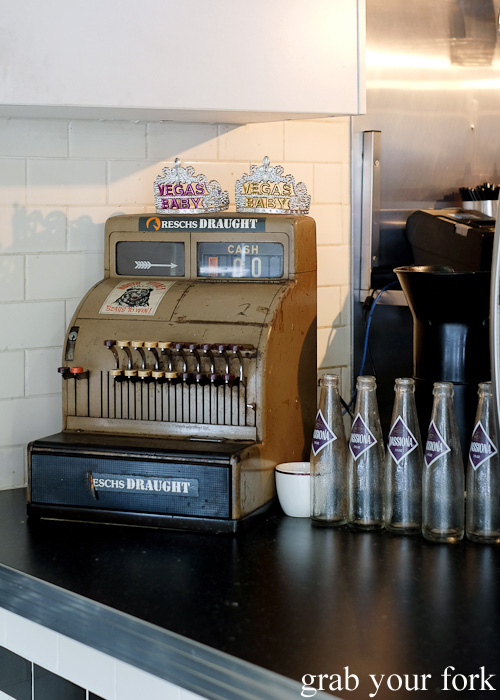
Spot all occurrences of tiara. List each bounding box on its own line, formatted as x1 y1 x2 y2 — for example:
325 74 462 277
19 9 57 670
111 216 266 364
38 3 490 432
235 157 311 215
154 158 229 214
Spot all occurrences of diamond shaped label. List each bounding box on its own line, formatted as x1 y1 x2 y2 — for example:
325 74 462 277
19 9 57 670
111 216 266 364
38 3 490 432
424 420 451 467
311 410 337 456
349 413 376 460
388 416 418 465
469 420 498 470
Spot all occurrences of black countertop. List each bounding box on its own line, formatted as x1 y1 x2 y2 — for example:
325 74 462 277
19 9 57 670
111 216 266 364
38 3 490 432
1 488 499 700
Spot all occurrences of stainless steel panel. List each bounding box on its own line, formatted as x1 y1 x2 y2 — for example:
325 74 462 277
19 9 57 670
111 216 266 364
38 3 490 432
359 131 382 297
353 0 500 289
351 0 500 397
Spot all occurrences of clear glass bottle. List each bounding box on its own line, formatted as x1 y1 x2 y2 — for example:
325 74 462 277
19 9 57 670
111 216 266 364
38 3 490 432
466 381 500 543
385 378 423 535
348 375 385 530
310 374 347 525
422 381 464 543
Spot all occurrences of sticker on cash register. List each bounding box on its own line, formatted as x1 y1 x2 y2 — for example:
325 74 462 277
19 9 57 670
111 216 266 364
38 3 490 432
99 280 174 316
349 414 376 460
424 420 451 467
311 410 337 456
92 473 199 497
388 416 418 465
469 421 498 470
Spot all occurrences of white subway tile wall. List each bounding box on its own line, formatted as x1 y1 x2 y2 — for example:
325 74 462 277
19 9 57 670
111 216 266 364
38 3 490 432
0 117 351 488
0 606 210 700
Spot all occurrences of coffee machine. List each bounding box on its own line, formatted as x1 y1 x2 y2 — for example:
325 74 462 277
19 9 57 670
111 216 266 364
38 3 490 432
396 209 493 456
27 212 317 532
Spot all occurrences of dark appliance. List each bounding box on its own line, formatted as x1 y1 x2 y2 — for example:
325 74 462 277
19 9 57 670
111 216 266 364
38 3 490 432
395 265 490 459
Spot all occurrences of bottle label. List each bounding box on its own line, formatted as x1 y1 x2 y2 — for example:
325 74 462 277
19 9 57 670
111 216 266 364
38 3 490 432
424 420 451 467
388 416 418 465
469 420 498 470
311 409 337 456
349 413 376 460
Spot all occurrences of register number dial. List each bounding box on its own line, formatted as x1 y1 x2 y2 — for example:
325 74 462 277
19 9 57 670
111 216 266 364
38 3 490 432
197 242 284 278
116 241 185 276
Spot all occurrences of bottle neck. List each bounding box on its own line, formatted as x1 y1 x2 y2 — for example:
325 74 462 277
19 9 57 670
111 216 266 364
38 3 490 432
318 374 340 418
354 386 378 416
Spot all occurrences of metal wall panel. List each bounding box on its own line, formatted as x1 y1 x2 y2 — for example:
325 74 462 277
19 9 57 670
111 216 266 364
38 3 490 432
351 0 500 431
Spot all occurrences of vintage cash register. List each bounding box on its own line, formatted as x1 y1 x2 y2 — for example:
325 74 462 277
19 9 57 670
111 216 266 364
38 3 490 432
27 159 317 532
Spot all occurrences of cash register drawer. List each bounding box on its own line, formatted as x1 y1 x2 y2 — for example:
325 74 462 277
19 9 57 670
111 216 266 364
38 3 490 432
30 453 231 518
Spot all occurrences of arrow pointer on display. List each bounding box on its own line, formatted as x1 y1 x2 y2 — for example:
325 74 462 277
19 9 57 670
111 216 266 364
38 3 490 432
135 261 178 270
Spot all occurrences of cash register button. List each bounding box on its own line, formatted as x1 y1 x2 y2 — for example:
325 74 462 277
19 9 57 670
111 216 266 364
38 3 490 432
138 369 152 378
210 373 224 386
58 366 70 377
132 341 144 348
152 370 165 379
70 367 84 374
145 341 158 348
164 371 178 380
158 342 172 349
117 340 131 347
110 369 123 377
104 339 116 347
124 369 138 377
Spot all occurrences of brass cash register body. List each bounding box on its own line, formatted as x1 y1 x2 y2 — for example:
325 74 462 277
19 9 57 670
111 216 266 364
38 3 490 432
28 213 317 532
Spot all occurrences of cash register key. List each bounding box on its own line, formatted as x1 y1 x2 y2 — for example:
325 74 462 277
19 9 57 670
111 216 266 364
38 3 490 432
184 344 198 383
182 371 196 385
224 372 237 387
195 372 210 386
124 369 138 378
132 342 147 369
104 339 120 368
145 342 161 370
117 341 134 369
70 367 84 374
138 369 152 379
229 344 245 383
57 366 70 379
110 368 123 380
217 344 232 375
164 370 180 384
158 341 172 350
210 372 224 387
152 370 165 380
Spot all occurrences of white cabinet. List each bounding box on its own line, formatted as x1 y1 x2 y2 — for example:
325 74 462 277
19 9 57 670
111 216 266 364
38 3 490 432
0 0 365 123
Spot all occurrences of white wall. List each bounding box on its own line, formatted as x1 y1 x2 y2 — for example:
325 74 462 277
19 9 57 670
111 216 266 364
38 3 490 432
0 606 207 700
0 117 351 488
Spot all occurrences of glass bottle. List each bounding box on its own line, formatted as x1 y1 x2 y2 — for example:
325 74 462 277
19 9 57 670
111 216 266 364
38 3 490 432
422 381 464 543
348 375 385 530
466 381 500 543
310 374 347 525
385 378 423 535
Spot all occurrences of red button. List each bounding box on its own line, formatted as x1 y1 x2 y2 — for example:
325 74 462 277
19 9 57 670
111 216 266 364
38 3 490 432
70 367 84 374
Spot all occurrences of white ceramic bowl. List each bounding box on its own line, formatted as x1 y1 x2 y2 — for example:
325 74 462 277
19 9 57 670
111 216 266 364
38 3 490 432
275 462 310 518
